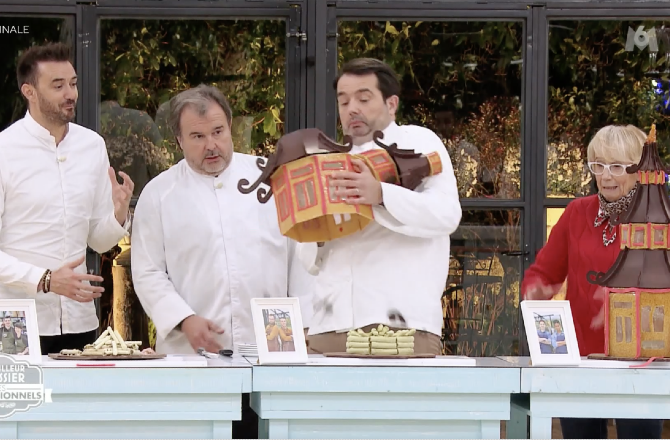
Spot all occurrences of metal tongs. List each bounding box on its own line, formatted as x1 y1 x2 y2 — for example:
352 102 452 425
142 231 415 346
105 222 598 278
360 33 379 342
197 347 233 358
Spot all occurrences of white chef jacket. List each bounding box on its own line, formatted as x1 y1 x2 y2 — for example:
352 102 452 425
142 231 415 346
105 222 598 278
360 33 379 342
0 111 130 335
299 122 462 337
131 154 313 355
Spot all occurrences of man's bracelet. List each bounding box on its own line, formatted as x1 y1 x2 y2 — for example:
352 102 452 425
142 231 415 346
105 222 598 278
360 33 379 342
39 269 52 293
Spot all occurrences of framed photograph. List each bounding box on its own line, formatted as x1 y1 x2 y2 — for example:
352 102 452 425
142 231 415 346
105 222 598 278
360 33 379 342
0 299 41 365
521 300 581 366
251 298 308 364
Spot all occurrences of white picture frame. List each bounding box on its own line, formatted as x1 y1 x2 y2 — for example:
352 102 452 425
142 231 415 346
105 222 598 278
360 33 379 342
0 299 42 365
521 300 581 366
251 297 308 364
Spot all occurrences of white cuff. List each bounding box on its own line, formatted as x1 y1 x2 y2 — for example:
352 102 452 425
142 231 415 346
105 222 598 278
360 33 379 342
121 211 133 232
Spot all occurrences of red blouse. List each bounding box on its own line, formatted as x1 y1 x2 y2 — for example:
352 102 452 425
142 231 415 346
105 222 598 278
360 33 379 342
521 195 621 356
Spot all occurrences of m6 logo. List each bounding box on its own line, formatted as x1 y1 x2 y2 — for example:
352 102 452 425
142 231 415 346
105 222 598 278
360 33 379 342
625 26 658 52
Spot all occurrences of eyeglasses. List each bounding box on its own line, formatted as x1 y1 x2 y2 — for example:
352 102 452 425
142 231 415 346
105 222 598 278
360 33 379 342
587 162 633 176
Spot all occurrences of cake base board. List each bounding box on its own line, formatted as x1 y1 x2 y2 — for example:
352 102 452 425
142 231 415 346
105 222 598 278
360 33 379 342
587 353 670 362
48 353 166 361
323 352 436 359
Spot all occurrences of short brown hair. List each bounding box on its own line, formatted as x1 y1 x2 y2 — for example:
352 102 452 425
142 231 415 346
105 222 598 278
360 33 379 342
16 42 73 89
168 84 233 139
334 58 401 100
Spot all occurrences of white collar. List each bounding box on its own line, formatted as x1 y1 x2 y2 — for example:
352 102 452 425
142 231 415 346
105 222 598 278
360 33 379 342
182 153 236 183
23 109 70 145
350 121 400 153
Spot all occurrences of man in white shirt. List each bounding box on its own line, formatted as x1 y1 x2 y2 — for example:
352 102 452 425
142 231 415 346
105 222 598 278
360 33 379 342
300 58 462 355
131 84 312 440
131 84 312 356
0 43 133 355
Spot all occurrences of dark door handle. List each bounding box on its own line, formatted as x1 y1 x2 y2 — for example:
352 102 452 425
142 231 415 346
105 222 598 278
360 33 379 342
500 251 530 256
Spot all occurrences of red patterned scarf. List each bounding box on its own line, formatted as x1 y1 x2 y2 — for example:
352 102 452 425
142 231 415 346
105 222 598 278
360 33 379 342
594 186 637 246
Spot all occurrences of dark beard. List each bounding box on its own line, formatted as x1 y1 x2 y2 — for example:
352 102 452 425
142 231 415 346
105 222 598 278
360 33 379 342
38 93 75 125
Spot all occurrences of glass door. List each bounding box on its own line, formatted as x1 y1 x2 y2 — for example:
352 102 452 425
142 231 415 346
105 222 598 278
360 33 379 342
91 0 304 346
328 2 531 357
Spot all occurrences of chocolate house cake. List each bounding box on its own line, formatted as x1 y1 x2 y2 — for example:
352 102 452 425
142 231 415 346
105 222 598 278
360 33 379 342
587 124 670 359
237 128 443 242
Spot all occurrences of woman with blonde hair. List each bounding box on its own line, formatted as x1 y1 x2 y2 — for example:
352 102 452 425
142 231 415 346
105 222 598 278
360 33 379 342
522 125 663 439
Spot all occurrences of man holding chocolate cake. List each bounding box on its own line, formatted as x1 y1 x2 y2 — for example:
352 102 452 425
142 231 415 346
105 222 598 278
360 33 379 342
299 58 462 355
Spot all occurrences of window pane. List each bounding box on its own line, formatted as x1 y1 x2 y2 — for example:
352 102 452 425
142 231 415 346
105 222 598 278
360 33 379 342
445 210 521 356
100 18 286 197
546 207 565 241
546 208 567 300
0 16 74 130
547 20 670 198
338 21 523 199
99 19 286 345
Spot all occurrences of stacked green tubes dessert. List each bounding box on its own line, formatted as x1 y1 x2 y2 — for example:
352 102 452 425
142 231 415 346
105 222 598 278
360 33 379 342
345 328 371 354
345 325 417 355
395 328 416 355
370 324 397 354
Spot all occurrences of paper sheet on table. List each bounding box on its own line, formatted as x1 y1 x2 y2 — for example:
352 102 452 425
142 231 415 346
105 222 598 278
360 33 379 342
576 359 670 369
304 355 476 367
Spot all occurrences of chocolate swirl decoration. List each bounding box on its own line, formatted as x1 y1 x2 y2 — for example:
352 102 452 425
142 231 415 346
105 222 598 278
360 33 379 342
586 270 606 285
372 130 434 190
236 156 273 203
238 128 439 202
237 128 353 203
373 131 421 158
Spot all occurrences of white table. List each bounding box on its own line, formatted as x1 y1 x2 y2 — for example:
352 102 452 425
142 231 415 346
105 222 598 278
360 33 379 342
0 355 252 439
503 356 670 439
250 355 520 439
